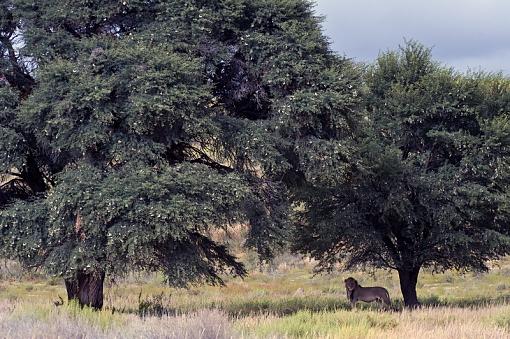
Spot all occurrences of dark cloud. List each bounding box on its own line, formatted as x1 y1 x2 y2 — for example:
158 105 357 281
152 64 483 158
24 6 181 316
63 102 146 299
314 0 510 74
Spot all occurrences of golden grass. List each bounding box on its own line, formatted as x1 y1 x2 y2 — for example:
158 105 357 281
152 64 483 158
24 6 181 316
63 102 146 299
236 304 510 338
377 306 510 339
2 257 510 338
0 300 233 338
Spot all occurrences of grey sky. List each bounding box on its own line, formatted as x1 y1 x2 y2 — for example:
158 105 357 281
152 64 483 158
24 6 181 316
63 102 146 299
314 0 510 74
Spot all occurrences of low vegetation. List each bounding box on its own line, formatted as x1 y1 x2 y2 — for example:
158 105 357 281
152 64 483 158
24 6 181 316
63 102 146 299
2 258 510 338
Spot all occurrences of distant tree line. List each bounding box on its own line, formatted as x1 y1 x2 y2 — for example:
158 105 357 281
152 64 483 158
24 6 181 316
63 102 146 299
1 0 509 309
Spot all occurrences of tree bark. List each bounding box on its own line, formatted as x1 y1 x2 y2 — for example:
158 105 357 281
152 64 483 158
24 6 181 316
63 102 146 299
64 271 105 310
64 278 79 301
77 271 105 310
398 267 421 308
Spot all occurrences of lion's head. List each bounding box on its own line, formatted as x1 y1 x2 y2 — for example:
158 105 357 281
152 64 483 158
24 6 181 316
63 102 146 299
344 277 358 291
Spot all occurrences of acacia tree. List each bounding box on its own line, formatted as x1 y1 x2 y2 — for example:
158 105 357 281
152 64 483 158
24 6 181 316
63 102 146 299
293 42 510 307
0 0 361 309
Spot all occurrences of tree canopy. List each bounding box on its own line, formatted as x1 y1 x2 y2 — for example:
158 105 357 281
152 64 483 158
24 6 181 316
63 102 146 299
0 0 362 309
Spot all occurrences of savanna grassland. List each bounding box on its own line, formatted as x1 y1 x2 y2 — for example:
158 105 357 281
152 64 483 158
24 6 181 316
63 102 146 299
2 257 510 338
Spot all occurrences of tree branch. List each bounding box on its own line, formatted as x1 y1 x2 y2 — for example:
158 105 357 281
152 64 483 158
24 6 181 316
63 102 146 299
0 36 35 97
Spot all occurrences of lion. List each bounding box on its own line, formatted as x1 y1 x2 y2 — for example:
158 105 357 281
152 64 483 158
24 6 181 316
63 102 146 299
344 277 391 309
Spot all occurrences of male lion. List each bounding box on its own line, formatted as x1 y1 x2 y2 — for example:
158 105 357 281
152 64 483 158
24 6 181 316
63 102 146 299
344 277 391 309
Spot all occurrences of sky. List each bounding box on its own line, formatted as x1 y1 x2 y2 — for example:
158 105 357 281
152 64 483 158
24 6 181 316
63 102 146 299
314 0 510 74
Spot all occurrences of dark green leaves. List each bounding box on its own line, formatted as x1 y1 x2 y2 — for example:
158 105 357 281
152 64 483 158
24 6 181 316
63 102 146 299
294 41 510 276
2 0 343 286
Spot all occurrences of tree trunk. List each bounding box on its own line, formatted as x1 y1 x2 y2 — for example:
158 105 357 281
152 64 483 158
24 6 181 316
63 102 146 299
398 267 421 308
77 271 105 309
65 278 79 301
65 271 105 309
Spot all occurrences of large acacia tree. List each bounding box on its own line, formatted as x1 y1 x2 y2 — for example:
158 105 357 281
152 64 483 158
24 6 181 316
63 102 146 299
293 42 510 307
0 0 361 309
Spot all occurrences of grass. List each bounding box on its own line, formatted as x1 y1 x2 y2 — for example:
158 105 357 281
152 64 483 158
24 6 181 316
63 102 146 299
0 300 233 338
236 310 398 338
3 258 510 338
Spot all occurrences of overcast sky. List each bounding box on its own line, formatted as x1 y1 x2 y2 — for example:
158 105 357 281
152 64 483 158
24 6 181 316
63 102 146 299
314 0 510 74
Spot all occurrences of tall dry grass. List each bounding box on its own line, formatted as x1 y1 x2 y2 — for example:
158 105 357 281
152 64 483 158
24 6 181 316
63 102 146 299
378 306 509 339
3 257 510 338
237 305 510 338
0 300 234 338
3 299 509 338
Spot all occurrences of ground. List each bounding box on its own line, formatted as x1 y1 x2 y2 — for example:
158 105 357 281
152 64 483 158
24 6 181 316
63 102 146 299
2 258 510 338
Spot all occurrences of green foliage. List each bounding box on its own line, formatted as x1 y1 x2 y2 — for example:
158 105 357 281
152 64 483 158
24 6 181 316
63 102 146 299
0 80 26 170
1 0 361 291
296 42 510 270
293 41 510 304
0 199 48 268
